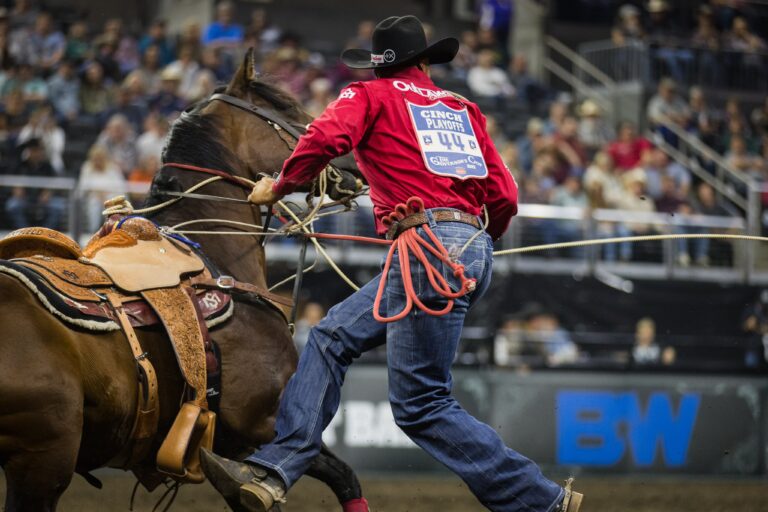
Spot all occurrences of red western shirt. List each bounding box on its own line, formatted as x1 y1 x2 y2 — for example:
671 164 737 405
273 67 518 240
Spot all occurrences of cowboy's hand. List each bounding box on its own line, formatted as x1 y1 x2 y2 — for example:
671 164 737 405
248 177 280 205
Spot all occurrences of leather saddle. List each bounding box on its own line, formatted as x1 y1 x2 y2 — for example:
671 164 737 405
0 219 242 487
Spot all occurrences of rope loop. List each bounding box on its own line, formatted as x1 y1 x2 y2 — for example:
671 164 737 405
373 196 477 323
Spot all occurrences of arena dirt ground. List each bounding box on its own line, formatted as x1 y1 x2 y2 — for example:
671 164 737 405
2 471 767 511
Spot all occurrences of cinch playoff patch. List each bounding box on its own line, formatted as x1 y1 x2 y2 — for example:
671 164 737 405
407 101 489 180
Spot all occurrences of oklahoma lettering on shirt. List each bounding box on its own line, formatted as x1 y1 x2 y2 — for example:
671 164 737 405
272 67 518 240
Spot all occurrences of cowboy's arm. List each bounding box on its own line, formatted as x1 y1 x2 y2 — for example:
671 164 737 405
251 84 372 205
477 112 518 241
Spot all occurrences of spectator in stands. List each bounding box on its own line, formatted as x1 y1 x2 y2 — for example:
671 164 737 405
110 86 147 135
200 46 228 82
641 148 691 201
552 115 588 181
304 77 333 118
687 86 719 147
741 291 768 369
127 44 163 96
631 317 675 366
689 182 730 266
611 170 656 261
547 176 588 256
690 5 722 86
0 113 12 171
724 16 767 86
139 20 174 66
127 153 159 197
725 135 764 179
149 66 186 117
2 90 29 137
136 111 168 161
203 1 244 50
8 0 38 33
64 21 90 65
614 4 644 42
751 97 768 137
27 12 64 73
5 137 65 229
485 114 509 150
78 61 113 125
17 104 64 174
647 78 690 144
96 114 137 176
94 38 122 83
479 0 514 62
526 311 579 367
165 44 201 101
523 152 557 204
452 30 479 79
178 20 204 63
508 53 551 112
655 174 686 214
94 19 139 76
467 48 515 100
78 144 125 231
516 117 545 174
248 8 282 55
584 151 623 208
186 67 216 103
47 60 79 122
608 120 653 171
493 316 525 368
346 20 375 52
543 100 568 135
646 0 693 84
577 99 614 156
17 63 47 104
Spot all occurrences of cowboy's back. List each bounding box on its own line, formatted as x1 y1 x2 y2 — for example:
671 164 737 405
273 67 517 240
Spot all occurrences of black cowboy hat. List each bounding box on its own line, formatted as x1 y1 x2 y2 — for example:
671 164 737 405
341 15 458 70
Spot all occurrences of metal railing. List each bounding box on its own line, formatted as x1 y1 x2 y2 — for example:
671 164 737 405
579 39 768 93
3 179 767 284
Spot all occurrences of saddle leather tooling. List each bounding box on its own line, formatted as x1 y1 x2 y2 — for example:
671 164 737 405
0 219 288 488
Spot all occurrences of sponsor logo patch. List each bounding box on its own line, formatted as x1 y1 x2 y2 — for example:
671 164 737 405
407 101 488 180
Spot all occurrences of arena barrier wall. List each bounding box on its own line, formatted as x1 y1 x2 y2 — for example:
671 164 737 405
321 367 768 475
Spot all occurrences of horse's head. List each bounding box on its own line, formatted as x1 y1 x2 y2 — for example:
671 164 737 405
213 47 312 182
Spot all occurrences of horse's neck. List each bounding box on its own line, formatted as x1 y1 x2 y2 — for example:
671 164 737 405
150 189 268 288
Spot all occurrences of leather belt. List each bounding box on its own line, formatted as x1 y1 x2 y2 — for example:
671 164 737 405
385 209 481 240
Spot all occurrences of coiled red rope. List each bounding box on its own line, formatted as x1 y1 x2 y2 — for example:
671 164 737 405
372 197 477 323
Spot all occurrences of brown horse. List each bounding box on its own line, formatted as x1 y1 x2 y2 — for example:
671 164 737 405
0 49 363 511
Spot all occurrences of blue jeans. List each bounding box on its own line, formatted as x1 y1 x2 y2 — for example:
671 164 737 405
248 210 564 511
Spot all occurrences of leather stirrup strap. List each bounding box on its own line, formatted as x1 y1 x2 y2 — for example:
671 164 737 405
188 275 294 307
107 292 160 467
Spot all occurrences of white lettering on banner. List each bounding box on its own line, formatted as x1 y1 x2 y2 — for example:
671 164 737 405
338 88 356 100
321 401 417 449
392 80 453 100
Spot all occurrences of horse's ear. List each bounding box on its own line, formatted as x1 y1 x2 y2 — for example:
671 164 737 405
228 47 259 93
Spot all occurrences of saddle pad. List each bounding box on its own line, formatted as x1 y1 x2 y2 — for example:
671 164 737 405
86 237 205 293
0 260 234 332
142 287 208 406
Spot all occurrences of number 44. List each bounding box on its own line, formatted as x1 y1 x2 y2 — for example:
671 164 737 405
437 133 477 151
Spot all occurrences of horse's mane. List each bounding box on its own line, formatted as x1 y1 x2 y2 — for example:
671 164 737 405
249 78 305 118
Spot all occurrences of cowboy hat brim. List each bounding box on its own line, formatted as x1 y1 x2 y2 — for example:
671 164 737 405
340 37 459 70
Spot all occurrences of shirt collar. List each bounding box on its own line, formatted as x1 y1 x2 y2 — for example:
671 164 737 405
384 66 436 87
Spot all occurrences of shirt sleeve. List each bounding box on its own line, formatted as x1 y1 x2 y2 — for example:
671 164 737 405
475 109 518 240
273 82 373 196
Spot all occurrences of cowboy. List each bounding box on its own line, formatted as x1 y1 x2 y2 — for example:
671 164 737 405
201 16 582 512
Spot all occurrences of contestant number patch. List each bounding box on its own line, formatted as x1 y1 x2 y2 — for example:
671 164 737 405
407 101 488 180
